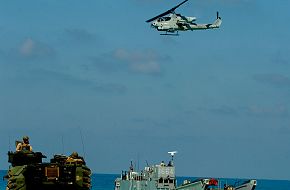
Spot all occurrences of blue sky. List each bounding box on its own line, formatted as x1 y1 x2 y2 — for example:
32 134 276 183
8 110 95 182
0 0 290 180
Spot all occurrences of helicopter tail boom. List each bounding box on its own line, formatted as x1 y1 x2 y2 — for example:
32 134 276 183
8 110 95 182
211 18 222 28
184 13 222 30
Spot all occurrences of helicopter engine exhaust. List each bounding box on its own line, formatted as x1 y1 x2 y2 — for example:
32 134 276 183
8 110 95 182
186 17 196 22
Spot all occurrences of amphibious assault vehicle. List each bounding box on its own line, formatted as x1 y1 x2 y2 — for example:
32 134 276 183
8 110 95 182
4 150 91 190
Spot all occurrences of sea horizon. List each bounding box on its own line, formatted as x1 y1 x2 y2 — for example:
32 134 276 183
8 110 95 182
1 170 289 190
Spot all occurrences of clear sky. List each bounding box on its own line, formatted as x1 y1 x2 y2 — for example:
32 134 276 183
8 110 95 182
0 0 290 180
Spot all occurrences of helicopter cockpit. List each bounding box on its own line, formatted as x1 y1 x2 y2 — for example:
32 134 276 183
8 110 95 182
157 17 171 22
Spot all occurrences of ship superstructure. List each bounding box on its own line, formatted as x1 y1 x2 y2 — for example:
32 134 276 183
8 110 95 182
115 160 177 190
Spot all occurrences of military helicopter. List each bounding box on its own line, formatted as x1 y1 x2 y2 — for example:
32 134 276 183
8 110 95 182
146 0 222 35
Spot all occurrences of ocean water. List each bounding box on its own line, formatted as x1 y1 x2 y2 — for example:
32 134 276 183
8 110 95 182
1 170 289 190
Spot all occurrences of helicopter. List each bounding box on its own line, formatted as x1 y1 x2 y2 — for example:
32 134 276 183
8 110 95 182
145 0 222 35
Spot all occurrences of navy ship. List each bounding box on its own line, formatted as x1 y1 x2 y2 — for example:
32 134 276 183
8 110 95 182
114 151 256 190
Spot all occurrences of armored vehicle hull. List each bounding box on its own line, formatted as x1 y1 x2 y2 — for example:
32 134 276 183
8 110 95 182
5 151 91 190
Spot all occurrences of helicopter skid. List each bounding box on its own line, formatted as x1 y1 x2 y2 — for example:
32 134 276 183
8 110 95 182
160 30 179 36
160 33 179 36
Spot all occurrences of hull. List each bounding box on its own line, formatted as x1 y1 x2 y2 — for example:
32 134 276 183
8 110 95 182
115 178 256 190
233 180 257 190
115 156 256 190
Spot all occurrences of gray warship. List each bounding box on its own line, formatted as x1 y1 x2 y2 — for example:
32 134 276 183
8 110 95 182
4 148 91 190
114 152 256 190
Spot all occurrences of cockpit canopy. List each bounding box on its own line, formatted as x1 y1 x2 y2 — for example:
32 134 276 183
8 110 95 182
157 17 171 22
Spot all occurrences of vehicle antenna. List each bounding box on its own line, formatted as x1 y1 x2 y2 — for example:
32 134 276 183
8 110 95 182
130 160 134 171
145 160 149 167
8 134 11 151
61 134 64 154
137 153 140 172
78 126 86 159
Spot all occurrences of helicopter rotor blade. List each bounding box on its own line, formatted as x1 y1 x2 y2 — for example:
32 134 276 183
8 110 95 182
171 0 189 12
146 10 173 23
146 0 189 23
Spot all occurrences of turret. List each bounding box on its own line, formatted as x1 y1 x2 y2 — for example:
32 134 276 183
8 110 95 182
8 151 46 166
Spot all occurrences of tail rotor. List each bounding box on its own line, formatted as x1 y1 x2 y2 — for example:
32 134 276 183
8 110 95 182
217 11 221 19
